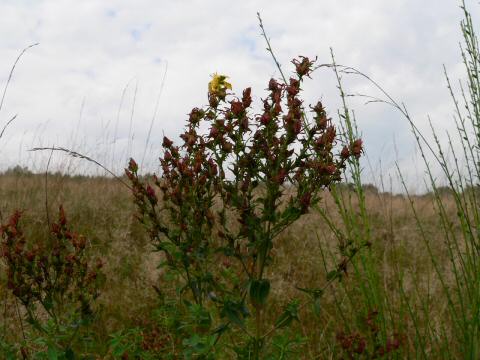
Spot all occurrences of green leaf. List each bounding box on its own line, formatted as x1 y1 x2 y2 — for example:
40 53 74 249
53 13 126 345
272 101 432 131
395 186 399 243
183 334 216 357
44 296 54 311
326 270 339 281
274 300 300 329
64 348 75 360
186 303 212 330
220 300 249 328
212 322 230 336
47 345 59 360
295 286 324 298
249 279 270 307
313 297 322 316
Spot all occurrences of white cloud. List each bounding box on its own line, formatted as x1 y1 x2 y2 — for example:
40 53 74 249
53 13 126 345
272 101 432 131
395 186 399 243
0 0 476 190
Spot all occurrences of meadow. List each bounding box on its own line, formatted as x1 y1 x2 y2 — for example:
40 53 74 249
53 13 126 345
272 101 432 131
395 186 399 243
1 2 480 359
0 170 465 359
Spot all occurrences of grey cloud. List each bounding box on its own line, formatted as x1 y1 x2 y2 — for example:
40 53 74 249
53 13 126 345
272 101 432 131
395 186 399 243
0 0 476 190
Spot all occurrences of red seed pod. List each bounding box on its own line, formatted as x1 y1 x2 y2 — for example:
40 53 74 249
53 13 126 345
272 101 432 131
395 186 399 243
12 286 23 297
188 133 197 147
317 115 328 130
161 163 170 176
338 333 353 350
78 236 86 250
162 136 174 149
230 100 244 117
188 107 204 124
239 116 249 131
183 168 194 179
65 265 73 276
324 126 336 144
180 132 196 147
146 185 158 204
1 245 10 259
293 119 302 135
209 126 219 139
242 87 252 108
354 337 366 354
273 102 282 116
206 210 215 224
72 234 79 248
209 93 219 108
290 97 302 110
341 145 350 159
286 78 300 96
274 168 287 185
59 205 67 226
268 78 279 91
14 243 24 255
163 151 172 162
312 101 324 114
216 119 225 128
198 175 207 186
260 112 271 126
351 139 363 158
292 56 315 77
193 160 202 174
6 280 14 290
128 158 138 172
208 159 218 176
52 246 61 258
170 146 179 158
323 164 337 175
376 347 386 357
222 141 233 153
262 99 271 112
222 258 231 268
300 192 312 212
124 169 134 180
87 271 97 282
386 336 400 352
8 211 22 228
8 227 18 238
26 251 35 262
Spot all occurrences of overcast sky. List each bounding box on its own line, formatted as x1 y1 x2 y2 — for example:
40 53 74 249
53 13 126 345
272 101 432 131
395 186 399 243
0 0 477 191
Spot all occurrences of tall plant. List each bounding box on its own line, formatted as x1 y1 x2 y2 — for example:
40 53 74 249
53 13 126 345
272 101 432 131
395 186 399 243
330 1 480 357
392 2 480 356
126 56 364 358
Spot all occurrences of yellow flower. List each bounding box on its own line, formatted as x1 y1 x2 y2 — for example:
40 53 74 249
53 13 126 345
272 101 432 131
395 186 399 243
208 73 232 94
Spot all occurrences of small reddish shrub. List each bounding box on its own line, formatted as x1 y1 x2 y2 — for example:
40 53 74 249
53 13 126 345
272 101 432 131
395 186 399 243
0 205 104 355
336 310 403 359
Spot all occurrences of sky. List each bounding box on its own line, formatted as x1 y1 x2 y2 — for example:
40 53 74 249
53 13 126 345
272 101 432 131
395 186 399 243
0 0 478 192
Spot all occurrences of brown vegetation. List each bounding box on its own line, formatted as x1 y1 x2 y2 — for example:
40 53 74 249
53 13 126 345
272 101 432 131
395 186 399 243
0 172 459 357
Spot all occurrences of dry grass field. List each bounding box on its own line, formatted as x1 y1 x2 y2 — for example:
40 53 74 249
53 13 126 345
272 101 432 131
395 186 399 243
0 170 466 358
